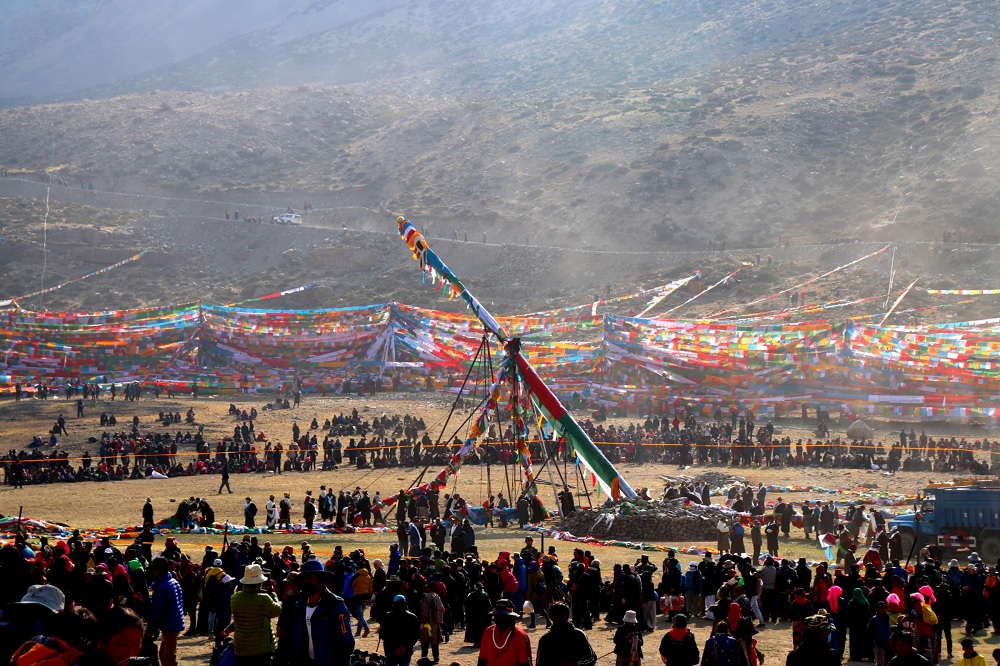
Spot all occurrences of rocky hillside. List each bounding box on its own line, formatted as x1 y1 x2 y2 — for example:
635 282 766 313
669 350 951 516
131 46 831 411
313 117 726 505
0 0 998 316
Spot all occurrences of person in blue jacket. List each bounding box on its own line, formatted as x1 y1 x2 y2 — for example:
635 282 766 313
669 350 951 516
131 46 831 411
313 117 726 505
291 560 355 666
147 558 185 666
513 553 528 612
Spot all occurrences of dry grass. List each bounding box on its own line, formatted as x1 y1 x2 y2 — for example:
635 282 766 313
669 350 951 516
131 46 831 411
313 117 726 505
1 395 993 664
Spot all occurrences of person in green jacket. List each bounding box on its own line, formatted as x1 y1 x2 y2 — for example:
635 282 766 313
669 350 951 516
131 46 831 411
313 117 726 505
229 564 282 666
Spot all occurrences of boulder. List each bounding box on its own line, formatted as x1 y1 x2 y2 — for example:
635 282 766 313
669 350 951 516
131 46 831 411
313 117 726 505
846 419 875 440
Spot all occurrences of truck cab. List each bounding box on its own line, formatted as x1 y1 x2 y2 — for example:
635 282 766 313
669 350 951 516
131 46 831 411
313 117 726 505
889 483 1000 563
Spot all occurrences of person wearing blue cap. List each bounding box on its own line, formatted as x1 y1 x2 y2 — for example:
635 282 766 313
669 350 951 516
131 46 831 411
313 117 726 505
290 560 355 666
378 594 420 666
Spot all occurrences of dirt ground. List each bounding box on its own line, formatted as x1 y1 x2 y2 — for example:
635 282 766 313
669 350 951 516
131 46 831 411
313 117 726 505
1 393 996 665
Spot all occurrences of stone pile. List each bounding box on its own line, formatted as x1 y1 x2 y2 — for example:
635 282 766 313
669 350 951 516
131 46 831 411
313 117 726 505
559 497 722 543
657 471 747 490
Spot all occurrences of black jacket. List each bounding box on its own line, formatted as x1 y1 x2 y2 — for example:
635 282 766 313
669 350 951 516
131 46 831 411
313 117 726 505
536 621 597 666
659 628 700 666
380 607 420 658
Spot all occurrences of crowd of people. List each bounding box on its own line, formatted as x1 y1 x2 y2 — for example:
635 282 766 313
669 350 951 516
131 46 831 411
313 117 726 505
6 514 1000 666
3 399 999 490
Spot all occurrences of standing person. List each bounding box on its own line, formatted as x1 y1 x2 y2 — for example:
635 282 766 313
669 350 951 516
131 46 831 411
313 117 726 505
730 521 746 556
379 595 420 666
244 497 257 529
303 497 316 531
265 496 278 530
408 520 422 556
886 631 930 666
621 565 646 631
535 601 597 666
717 518 731 553
430 519 447 553
142 498 155 525
684 562 704 618
525 562 551 629
868 601 893 666
910 591 937 663
658 614 699 666
765 521 780 558
465 582 492 646
218 465 232 494
789 589 817 649
847 587 873 662
786 614 842 666
279 494 292 530
933 580 955 660
958 638 987 666
478 599 532 666
229 563 282 666
146 558 185 666
700 622 748 666
349 565 373 638
290 560 355 666
613 610 644 666
419 582 446 663
750 522 763 563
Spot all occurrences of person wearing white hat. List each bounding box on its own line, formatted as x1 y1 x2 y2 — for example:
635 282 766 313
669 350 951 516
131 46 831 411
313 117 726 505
21 584 66 613
612 610 644 666
201 558 228 643
0 585 68 665
230 564 282 665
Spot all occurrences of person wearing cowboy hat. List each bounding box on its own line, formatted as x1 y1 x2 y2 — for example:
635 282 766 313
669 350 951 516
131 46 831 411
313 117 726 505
290 560 355 666
478 599 531 666
230 563 281 665
786 615 839 666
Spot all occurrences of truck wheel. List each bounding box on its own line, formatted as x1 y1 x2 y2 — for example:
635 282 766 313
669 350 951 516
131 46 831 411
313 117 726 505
981 537 1000 563
899 530 916 559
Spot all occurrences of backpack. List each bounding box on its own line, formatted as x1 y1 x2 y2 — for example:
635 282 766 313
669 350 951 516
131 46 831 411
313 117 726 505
248 502 257 516
777 569 797 594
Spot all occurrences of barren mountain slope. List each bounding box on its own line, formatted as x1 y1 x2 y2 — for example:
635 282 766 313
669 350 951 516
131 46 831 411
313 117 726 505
0 0 998 314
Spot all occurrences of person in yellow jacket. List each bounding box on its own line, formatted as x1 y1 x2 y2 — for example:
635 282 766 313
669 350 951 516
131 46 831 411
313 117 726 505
349 566 373 637
958 638 987 666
